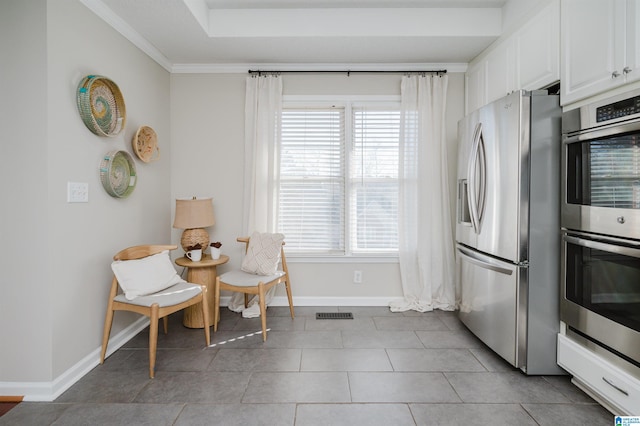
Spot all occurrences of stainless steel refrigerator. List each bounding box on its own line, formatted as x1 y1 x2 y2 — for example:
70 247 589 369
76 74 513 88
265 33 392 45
456 90 564 375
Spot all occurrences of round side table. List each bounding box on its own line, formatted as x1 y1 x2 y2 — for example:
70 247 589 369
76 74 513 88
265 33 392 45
175 254 229 328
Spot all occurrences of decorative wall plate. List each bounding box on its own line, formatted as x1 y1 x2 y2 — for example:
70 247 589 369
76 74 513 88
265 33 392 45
100 150 137 198
77 75 126 137
132 126 160 163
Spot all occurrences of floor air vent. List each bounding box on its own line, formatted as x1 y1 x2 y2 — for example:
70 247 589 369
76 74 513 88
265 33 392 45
316 312 354 320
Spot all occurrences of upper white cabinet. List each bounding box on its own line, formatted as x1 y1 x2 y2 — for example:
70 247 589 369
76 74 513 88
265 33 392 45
465 61 487 114
465 0 560 114
561 0 640 105
513 1 560 91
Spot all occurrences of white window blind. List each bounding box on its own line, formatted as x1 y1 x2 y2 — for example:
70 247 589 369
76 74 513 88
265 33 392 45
278 107 346 253
277 101 400 256
350 108 400 252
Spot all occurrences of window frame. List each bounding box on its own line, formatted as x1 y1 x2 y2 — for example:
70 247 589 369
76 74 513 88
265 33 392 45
278 95 401 263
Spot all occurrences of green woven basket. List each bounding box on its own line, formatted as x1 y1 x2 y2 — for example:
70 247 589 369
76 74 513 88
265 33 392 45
77 75 126 137
100 150 137 198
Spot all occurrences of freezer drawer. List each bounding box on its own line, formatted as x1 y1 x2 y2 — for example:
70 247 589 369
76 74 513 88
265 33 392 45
457 245 526 369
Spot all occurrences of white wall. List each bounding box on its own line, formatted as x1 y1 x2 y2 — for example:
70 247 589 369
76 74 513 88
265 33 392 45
170 72 465 304
502 0 548 32
0 0 52 384
0 0 171 398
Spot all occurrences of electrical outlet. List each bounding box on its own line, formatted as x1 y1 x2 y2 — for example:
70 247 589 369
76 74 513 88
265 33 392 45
353 270 362 284
67 182 89 203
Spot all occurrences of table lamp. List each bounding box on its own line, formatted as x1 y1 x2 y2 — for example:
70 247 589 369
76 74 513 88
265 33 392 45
173 197 215 253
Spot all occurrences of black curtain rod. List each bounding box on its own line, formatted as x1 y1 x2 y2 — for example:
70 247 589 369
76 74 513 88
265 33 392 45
248 69 447 76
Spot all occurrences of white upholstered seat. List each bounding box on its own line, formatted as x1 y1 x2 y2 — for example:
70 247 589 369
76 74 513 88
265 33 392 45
214 234 294 341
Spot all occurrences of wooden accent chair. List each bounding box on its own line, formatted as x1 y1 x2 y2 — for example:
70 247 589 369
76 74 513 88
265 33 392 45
100 245 210 378
213 234 294 341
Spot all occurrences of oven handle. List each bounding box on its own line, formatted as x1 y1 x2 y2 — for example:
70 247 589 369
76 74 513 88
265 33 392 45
563 117 640 143
564 234 640 258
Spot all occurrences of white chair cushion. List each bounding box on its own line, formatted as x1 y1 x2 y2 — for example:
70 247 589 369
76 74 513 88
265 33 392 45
114 282 202 307
241 232 285 275
111 250 185 300
219 270 285 287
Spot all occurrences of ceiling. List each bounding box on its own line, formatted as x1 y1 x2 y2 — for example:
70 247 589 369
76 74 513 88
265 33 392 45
81 0 510 72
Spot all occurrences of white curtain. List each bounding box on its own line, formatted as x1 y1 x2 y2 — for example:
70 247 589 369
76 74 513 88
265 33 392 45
390 74 456 312
230 75 283 317
242 74 283 233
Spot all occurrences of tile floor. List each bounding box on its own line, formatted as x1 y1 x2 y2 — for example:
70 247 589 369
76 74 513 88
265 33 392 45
0 307 615 425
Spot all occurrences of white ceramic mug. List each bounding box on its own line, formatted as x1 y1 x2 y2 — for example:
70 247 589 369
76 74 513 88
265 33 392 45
186 249 202 262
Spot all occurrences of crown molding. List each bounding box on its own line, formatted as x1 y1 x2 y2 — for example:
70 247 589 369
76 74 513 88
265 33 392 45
79 0 173 72
80 0 469 75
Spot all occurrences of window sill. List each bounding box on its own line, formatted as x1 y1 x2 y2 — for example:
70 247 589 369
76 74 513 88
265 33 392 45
286 255 399 264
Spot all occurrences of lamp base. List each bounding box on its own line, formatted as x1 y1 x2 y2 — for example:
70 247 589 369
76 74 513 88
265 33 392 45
180 228 210 253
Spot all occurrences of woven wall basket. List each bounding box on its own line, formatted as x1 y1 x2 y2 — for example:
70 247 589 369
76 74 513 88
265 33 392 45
77 75 126 137
132 126 160 163
100 150 137 198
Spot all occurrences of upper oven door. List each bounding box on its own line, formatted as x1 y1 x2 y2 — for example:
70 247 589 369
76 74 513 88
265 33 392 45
562 114 640 239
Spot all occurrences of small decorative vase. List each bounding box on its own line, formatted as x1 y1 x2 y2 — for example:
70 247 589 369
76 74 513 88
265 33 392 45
210 247 221 260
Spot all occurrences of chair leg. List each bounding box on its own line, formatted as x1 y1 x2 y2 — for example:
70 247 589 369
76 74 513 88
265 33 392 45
149 304 159 379
213 278 220 332
100 305 115 364
244 293 249 309
258 283 267 341
284 277 295 319
162 316 169 334
200 285 211 346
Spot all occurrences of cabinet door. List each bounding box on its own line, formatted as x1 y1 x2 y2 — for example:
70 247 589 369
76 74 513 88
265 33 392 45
624 0 640 85
485 43 512 104
514 0 559 91
465 61 486 115
561 0 626 105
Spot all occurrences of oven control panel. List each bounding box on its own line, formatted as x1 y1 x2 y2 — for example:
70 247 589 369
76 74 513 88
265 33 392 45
596 95 640 122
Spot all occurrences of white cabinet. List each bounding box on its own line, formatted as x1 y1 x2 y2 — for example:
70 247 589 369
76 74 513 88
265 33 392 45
513 1 560 91
485 44 512 104
465 0 559 114
465 61 486 114
561 0 640 105
557 333 640 416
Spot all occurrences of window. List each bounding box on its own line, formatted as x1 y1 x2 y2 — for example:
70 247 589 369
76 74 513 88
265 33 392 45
276 99 400 256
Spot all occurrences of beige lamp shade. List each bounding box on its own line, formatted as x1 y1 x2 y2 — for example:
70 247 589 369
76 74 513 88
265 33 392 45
173 197 215 252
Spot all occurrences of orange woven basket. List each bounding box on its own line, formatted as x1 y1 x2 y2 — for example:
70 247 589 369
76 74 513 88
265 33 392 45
132 126 160 163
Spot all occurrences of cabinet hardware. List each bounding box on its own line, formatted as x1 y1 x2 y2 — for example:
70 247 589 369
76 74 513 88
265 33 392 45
624 66 632 74
612 70 621 78
602 377 629 396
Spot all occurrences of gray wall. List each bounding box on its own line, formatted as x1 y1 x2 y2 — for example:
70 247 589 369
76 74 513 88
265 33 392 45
1 0 171 391
170 72 464 304
0 0 465 398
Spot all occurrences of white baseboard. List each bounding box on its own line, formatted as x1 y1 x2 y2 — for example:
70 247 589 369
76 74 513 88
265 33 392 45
0 317 149 402
221 295 402 307
1 296 401 401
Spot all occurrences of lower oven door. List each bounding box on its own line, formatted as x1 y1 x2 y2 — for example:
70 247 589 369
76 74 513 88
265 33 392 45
561 231 640 366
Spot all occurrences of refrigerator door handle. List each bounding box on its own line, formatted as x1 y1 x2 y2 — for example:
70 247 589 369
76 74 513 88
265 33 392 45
477 127 487 225
467 123 482 233
467 123 487 234
457 246 514 276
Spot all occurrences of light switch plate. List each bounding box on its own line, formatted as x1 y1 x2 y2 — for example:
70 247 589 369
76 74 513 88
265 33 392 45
67 182 89 203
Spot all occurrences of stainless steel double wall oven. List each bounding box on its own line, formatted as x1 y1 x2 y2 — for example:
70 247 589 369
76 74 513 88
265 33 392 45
561 89 640 370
